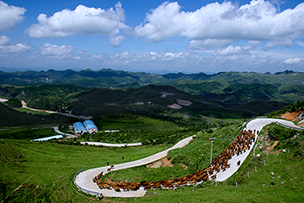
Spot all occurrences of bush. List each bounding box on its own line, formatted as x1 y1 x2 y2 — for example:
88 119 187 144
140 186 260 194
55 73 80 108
267 123 298 140
5 98 22 108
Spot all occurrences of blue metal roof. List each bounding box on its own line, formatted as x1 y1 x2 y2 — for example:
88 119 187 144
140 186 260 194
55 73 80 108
74 122 87 132
83 120 98 131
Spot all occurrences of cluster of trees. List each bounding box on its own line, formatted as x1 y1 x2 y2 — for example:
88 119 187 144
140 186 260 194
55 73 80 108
283 100 304 112
267 100 304 117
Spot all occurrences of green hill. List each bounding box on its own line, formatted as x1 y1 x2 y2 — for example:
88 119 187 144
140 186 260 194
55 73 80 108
0 102 75 127
1 69 304 88
1 69 303 121
1 119 303 202
0 103 42 127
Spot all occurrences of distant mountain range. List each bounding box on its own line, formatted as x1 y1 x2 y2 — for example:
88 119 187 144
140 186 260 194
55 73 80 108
0 69 303 126
0 69 303 88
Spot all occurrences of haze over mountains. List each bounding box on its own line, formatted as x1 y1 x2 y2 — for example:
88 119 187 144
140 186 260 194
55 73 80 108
0 68 303 87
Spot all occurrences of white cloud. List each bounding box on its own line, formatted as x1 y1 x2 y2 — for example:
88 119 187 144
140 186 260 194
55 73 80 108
0 43 30 53
0 1 26 31
0 35 10 46
27 2 128 47
0 35 30 53
135 1 304 47
263 40 293 49
109 34 125 47
40 43 75 57
87 50 202 67
216 45 247 56
188 39 232 50
134 2 183 42
283 57 303 64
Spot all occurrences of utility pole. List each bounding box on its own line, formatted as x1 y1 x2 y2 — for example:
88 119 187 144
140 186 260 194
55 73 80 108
209 138 216 164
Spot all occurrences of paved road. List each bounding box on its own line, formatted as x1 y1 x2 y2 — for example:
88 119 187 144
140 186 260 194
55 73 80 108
81 142 142 147
74 135 195 197
53 127 144 146
0 98 8 103
21 101 93 120
75 118 303 197
53 127 77 138
216 118 302 181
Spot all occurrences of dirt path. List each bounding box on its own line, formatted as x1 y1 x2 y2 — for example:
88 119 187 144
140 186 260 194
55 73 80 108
21 100 93 120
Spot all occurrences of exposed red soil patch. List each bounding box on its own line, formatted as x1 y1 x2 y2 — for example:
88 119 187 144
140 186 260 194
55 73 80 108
271 150 280 154
147 157 174 168
281 111 302 121
266 140 279 152
161 157 174 167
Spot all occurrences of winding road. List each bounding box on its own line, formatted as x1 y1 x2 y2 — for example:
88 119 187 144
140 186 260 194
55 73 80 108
80 142 142 147
74 118 302 198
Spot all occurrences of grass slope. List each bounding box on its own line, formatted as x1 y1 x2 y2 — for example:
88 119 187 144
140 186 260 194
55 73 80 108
0 140 166 202
0 121 303 202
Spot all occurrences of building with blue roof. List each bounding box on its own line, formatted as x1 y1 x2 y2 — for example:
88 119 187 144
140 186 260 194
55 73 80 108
74 122 87 134
83 120 98 134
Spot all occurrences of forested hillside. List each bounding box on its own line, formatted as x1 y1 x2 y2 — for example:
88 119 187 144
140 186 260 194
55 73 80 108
0 103 74 127
0 69 303 126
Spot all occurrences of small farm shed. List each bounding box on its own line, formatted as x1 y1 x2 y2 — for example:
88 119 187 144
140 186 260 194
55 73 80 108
83 120 98 134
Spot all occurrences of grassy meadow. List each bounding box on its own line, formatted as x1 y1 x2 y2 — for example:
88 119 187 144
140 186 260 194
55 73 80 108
0 126 57 140
0 139 166 202
0 117 303 202
78 115 200 144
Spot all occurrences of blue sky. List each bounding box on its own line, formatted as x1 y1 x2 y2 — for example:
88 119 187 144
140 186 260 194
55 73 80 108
0 0 303 73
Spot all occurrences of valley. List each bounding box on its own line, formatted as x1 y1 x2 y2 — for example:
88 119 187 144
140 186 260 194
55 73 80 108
0 69 303 202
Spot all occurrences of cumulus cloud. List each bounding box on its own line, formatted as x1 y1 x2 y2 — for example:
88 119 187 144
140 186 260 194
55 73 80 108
0 43 30 53
82 49 287 73
40 43 75 57
283 57 303 64
134 0 304 48
0 1 26 31
263 40 293 49
109 34 126 47
216 45 248 56
27 2 128 47
0 35 10 46
188 39 232 50
87 50 202 67
0 35 30 53
134 2 183 42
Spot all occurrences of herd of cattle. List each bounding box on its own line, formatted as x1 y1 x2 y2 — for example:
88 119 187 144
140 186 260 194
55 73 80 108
93 129 257 192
